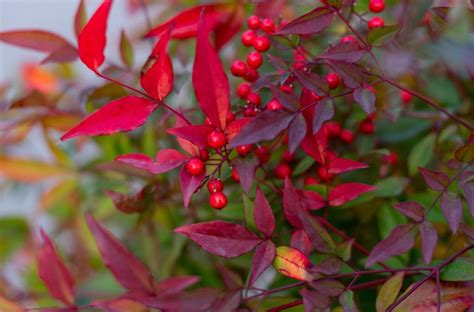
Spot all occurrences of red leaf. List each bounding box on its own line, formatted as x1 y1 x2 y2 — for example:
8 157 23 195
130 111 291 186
179 166 205 208
297 189 326 210
167 124 214 149
393 201 425 222
463 182 474 217
213 4 243 50
249 240 276 286
225 118 251 142
155 276 200 298
38 230 75 306
290 229 313 257
116 149 189 175
141 25 173 101
174 116 199 156
60 96 157 141
301 132 327 164
419 221 437 264
175 221 262 258
328 182 377 206
115 153 154 172
312 99 334 135
419 167 450 192
78 0 113 72
234 155 258 193
192 11 230 130
276 7 333 35
366 224 417 267
327 158 368 174
283 177 305 228
254 187 275 238
441 192 463 233
85 214 155 295
211 289 241 312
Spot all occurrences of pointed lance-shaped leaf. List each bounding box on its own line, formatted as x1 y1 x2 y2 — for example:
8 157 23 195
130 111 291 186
234 155 258 194
328 183 377 206
440 257 474 281
283 177 304 228
393 201 425 222
327 158 368 174
38 230 75 306
375 272 404 312
179 165 205 208
463 182 474 217
60 96 157 141
339 290 358 312
273 246 314 281
298 210 336 253
353 87 376 115
419 221 437 264
192 10 230 130
78 0 112 72
419 167 450 192
85 214 155 294
319 41 366 63
155 276 200 298
276 7 333 35
94 298 148 312
116 149 189 175
328 60 363 89
301 288 330 311
293 70 329 97
254 187 275 237
298 189 326 211
312 98 334 134
290 229 313 257
175 221 262 258
441 192 463 233
167 124 214 149
288 113 307 154
141 24 173 101
249 240 276 287
366 224 417 267
119 30 134 69
74 0 87 39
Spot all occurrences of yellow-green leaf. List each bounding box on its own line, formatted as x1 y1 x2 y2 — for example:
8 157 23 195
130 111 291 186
273 246 314 281
120 30 134 68
376 272 404 312
0 157 72 182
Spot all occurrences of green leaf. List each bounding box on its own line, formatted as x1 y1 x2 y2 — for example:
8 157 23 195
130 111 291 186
242 193 257 233
408 133 436 175
374 177 409 197
339 290 358 312
376 272 405 312
368 25 400 46
440 257 474 281
119 30 134 68
0 217 29 262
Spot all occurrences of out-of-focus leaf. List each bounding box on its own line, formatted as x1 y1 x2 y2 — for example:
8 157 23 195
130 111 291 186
408 134 436 175
95 298 148 312
441 192 462 233
393 202 424 222
155 276 200 297
463 182 474 217
367 24 400 46
40 180 77 211
0 157 72 182
0 296 23 312
327 158 368 174
119 30 134 68
440 258 474 282
301 288 330 310
373 177 409 197
276 7 333 35
0 217 29 262
249 240 276 286
376 272 404 312
74 0 87 39
339 290 358 312
179 166 205 208
290 229 313 257
353 87 375 114
273 246 314 281
419 167 450 192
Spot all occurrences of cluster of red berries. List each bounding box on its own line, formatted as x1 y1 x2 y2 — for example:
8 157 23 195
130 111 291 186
367 0 385 29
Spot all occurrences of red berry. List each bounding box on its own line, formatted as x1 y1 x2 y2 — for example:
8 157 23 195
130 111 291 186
199 148 209 161
359 118 375 135
261 18 275 33
304 176 319 186
325 72 341 89
267 98 283 111
210 192 228 210
241 30 256 47
247 15 261 30
323 150 336 164
255 145 270 163
368 17 384 29
236 144 253 156
253 36 271 52
339 129 355 144
231 168 240 182
275 163 292 179
207 131 226 149
244 68 260 82
237 82 251 99
226 111 235 123
282 150 294 162
243 104 258 117
383 151 398 165
231 60 248 77
317 166 334 181
280 84 293 93
323 122 342 137
186 158 205 176
207 178 224 193
247 51 263 69
400 90 413 104
369 0 385 13
341 35 357 44
247 92 261 106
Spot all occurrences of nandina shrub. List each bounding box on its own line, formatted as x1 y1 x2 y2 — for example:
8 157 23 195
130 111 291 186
0 0 473 311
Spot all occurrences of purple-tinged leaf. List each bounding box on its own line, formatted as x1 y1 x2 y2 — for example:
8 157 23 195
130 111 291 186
276 7 333 35
270 86 299 112
328 61 363 89
393 201 425 222
179 166 205 208
328 183 377 206
300 288 330 311
85 214 155 295
283 177 304 228
211 289 241 312
327 158 368 174
167 125 214 149
116 149 189 175
139 288 218 311
297 189 326 211
228 110 295 147
251 73 280 92
74 0 86 39
312 256 343 275
290 229 313 257
311 279 345 297
462 182 473 216
419 221 437 264
367 24 400 46
225 118 251 142
460 224 474 242
174 221 262 258
288 113 307 153
94 298 148 312
419 167 450 192
353 87 375 114
441 192 463 233
319 42 366 63
366 224 417 267
115 153 154 172
234 155 258 194
155 276 199 298
292 70 328 96
249 240 276 286
312 98 334 134
216 264 243 290
339 290 359 312
38 230 75 306
298 210 335 253
105 189 145 214
254 187 275 238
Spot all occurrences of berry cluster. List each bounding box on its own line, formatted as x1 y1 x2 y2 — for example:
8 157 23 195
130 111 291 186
367 0 385 29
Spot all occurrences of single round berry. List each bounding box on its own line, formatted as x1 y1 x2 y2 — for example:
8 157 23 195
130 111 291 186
324 122 342 137
304 176 319 186
186 158 205 176
261 18 275 33
247 92 261 106
231 168 240 182
359 118 375 135
210 192 228 210
339 129 355 144
247 51 263 69
255 145 270 163
280 84 293 93
199 148 209 161
383 151 398 166
325 72 341 89
275 163 292 179
341 35 357 44
368 17 385 29
247 15 261 30
241 30 256 47
282 150 294 162
267 98 283 111
253 36 271 52
236 144 253 156
400 90 413 104
207 131 226 149
237 82 251 99
231 60 248 77
317 166 334 181
369 0 385 13
243 104 258 117
207 178 224 193
226 111 235 123
244 68 260 82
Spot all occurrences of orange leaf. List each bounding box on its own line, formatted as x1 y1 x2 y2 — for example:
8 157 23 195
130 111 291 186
0 157 72 183
273 246 314 281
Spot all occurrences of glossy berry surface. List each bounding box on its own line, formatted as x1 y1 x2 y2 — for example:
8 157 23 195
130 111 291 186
243 105 257 117
261 18 275 33
253 36 271 52
209 192 227 210
304 176 319 186
324 122 342 137
241 30 256 47
226 111 235 123
207 131 226 149
368 17 385 29
244 68 259 82
230 60 248 77
247 51 263 69
401 90 413 104
325 72 341 89
236 144 253 156
199 148 209 161
267 98 283 111
368 0 385 13
247 92 261 106
186 158 204 176
255 145 270 163
275 163 292 179
231 168 240 182
339 129 355 144
359 118 375 134
207 178 224 193
236 82 251 99
341 35 357 44
247 15 260 30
